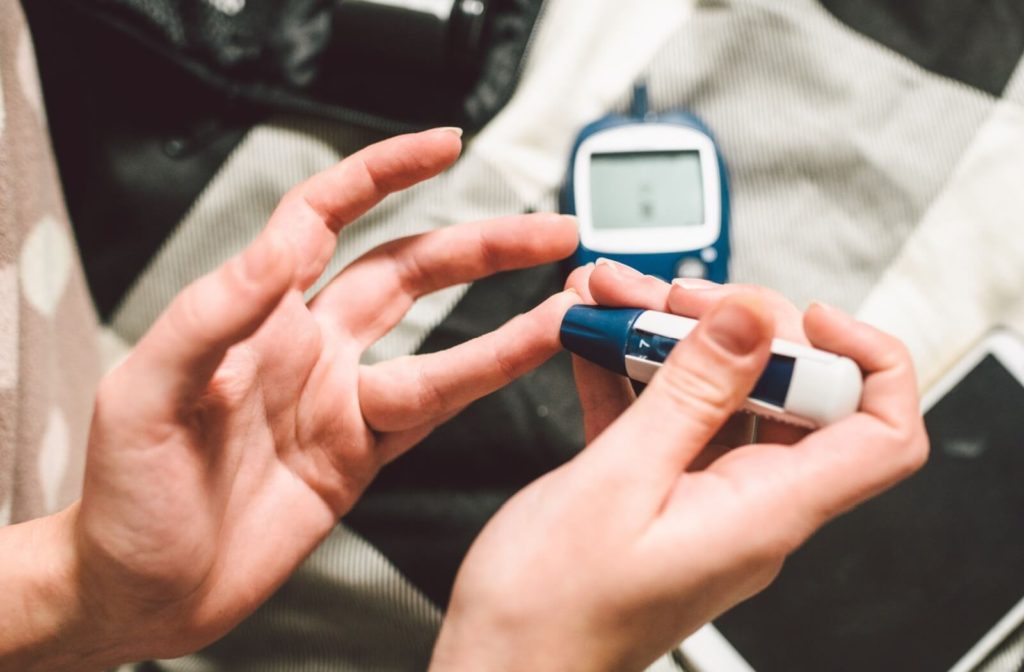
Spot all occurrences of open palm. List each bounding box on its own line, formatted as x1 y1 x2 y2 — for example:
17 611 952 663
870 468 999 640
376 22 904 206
70 129 579 662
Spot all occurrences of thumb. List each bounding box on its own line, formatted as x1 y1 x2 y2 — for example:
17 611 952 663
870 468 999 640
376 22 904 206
122 230 296 408
600 294 774 479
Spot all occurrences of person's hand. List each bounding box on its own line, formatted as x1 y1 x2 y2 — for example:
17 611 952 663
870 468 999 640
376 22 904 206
0 129 581 671
570 261 818 451
430 264 928 672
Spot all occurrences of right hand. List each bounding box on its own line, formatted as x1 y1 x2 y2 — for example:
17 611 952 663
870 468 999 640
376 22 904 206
431 266 929 672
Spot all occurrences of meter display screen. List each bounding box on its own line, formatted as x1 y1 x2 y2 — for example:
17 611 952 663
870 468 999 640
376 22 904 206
590 150 705 230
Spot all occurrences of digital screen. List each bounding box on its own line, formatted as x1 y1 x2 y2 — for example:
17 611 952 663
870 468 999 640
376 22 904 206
715 353 1024 671
589 151 704 230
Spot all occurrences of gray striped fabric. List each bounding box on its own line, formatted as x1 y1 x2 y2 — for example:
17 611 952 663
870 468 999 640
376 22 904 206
154 525 442 672
645 0 993 311
977 623 1024 672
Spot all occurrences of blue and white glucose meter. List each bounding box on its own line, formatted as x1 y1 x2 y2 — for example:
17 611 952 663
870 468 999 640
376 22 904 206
562 84 731 281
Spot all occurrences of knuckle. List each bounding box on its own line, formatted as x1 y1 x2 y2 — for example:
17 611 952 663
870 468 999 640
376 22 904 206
892 336 912 361
413 362 447 417
352 151 406 202
564 264 590 291
886 338 914 369
891 417 923 453
751 526 804 568
732 530 796 600
296 189 342 232
353 153 379 188
492 341 521 385
654 364 735 426
898 424 930 477
886 355 913 382
748 556 787 596
869 329 913 371
386 239 431 296
476 226 501 272
348 154 382 198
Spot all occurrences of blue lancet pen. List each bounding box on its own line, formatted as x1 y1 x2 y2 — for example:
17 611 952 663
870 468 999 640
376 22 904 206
560 306 863 428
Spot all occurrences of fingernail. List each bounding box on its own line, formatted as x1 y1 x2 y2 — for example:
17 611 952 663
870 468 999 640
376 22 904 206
810 300 838 313
673 277 717 290
595 258 642 276
565 287 579 296
438 126 464 138
706 300 764 355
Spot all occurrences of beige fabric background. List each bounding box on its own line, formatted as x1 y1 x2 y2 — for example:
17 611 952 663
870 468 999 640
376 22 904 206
0 2 99 527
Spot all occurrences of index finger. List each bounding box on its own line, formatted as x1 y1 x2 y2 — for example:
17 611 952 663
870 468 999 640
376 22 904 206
564 263 636 441
358 290 580 433
586 259 673 311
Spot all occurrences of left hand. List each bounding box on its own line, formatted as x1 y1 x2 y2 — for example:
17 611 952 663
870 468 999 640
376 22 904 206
3 129 581 671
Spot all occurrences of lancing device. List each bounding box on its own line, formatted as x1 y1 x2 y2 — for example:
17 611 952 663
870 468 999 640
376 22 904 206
560 306 863 429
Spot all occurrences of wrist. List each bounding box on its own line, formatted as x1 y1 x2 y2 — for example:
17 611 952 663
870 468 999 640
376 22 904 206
0 505 128 671
430 608 606 672
429 619 525 672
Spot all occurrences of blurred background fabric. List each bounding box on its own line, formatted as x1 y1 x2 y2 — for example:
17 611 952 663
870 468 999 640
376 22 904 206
0 1 99 533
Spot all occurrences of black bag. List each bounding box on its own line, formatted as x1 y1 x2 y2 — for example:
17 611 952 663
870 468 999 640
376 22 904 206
23 0 545 317
45 0 546 133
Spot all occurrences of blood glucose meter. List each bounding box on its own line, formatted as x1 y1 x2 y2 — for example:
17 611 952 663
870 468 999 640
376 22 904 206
562 84 731 282
560 306 863 428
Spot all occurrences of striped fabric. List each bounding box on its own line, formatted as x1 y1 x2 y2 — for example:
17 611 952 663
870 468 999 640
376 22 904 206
152 525 443 672
977 622 1024 672
645 0 993 312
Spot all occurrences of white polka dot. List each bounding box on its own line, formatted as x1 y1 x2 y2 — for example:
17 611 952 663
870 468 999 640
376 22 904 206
38 408 70 514
20 216 72 317
16 29 44 122
0 264 17 389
